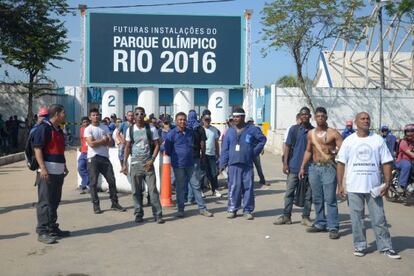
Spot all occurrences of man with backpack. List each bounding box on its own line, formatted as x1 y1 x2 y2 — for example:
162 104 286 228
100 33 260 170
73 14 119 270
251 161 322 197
122 107 164 224
274 107 314 226
32 104 69 244
84 108 126 214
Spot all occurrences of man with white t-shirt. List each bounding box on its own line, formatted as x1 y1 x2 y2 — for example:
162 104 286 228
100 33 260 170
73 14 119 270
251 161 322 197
337 112 400 259
123 107 164 224
84 108 126 214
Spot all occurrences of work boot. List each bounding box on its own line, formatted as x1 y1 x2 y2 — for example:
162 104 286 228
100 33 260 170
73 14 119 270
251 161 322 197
49 226 71 238
306 225 327 233
199 209 213 217
273 215 292 225
111 202 126 212
244 213 254 220
38 233 57 244
135 216 144 223
93 204 103 214
301 216 313 227
155 217 165 224
227 212 236 219
176 211 185 218
329 229 340 240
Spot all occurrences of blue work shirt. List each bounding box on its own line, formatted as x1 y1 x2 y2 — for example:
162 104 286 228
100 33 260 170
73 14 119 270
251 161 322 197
341 127 355 140
220 124 267 168
286 124 313 174
383 132 397 158
165 127 194 168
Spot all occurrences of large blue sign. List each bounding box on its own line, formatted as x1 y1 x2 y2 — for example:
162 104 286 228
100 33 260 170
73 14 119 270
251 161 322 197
87 12 244 87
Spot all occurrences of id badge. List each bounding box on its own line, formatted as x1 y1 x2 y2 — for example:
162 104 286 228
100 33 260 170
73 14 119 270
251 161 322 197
235 144 240 152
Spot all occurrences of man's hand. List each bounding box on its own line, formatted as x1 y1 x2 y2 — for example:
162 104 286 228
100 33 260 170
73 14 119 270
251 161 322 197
337 184 346 198
283 163 289 175
380 184 390 197
144 159 154 171
40 167 49 182
298 168 305 179
122 165 128 176
64 167 69 177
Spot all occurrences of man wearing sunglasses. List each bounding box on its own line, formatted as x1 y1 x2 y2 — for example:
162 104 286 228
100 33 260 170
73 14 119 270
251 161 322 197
123 107 164 224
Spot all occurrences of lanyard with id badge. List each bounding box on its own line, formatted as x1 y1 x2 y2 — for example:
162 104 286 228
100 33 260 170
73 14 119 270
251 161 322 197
235 127 246 152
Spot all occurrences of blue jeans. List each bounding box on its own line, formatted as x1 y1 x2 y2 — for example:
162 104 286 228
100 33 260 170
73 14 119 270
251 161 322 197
174 165 206 212
77 152 89 189
395 160 414 187
186 157 203 203
348 193 393 252
283 173 312 217
308 163 339 230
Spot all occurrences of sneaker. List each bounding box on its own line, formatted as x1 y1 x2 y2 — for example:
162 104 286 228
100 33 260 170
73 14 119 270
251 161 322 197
38 233 57 244
329 229 340 239
396 186 405 194
49 228 71 238
176 211 185 218
306 225 327 233
155 217 165 224
93 205 103 214
301 216 313 227
382 249 401 259
214 191 222 198
80 188 87 195
135 216 144 223
201 192 206 198
353 249 365 257
199 209 213 217
244 213 254 220
111 202 126 212
227 212 236 219
273 215 292 225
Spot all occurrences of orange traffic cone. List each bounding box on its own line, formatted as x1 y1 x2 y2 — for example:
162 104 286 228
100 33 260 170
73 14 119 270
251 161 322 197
160 153 174 207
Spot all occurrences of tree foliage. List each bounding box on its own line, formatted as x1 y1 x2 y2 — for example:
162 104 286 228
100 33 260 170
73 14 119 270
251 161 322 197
0 0 71 124
261 0 368 111
275 75 313 87
385 0 414 23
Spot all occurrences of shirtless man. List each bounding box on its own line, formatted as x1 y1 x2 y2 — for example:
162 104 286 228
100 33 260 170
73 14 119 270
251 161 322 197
299 107 342 239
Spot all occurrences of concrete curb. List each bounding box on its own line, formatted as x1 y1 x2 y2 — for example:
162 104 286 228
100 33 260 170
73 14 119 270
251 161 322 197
0 152 25 166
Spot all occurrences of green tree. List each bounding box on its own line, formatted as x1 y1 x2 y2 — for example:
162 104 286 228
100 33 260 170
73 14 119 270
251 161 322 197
261 0 368 112
386 0 414 22
276 75 313 87
0 0 71 125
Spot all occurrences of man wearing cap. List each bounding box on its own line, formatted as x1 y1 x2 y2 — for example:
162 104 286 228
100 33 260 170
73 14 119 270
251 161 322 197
220 107 267 220
30 107 49 134
342 120 355 140
247 117 267 186
108 113 117 135
274 106 314 226
380 125 397 158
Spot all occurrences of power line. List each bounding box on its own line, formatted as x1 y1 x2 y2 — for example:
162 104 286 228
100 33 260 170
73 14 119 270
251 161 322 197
68 0 235 10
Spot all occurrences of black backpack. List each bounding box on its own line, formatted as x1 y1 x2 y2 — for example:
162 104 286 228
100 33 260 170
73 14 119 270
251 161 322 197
129 124 155 155
24 124 45 171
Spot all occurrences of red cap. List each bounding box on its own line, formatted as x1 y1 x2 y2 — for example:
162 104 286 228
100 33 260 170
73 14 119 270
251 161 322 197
345 120 353 126
38 107 48 116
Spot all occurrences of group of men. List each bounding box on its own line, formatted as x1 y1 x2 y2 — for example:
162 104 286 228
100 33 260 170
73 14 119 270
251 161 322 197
30 103 408 260
274 106 402 259
33 104 267 244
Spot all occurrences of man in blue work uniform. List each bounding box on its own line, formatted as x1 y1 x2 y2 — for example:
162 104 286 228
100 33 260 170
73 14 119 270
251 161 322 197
165 112 213 218
274 106 314 226
220 107 267 220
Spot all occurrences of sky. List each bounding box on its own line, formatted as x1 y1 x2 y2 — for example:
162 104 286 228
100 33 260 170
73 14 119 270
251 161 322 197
2 0 408 89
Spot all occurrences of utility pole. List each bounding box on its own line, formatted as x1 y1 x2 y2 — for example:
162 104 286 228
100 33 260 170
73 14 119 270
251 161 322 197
79 4 87 116
243 9 252 117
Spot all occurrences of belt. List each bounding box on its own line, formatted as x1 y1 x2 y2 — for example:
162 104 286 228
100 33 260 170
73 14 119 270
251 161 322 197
313 160 336 166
